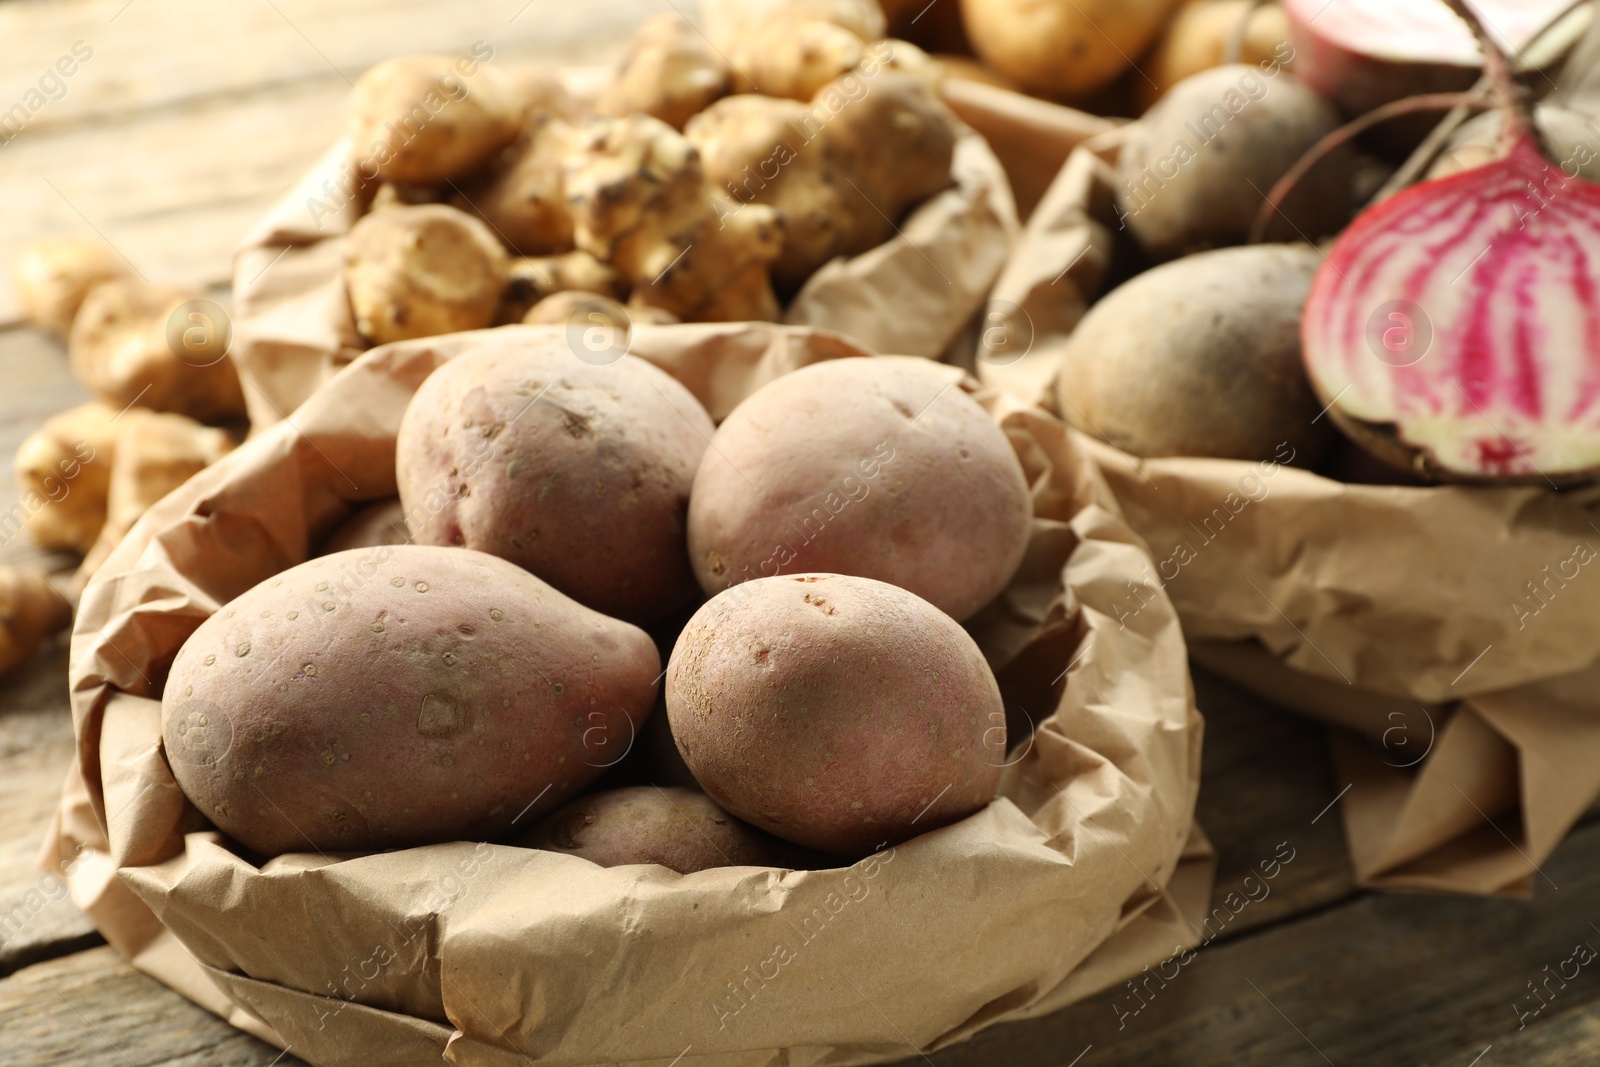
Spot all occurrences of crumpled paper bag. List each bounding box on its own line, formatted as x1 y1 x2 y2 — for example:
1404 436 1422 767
230 74 1019 430
980 126 1600 898
44 322 1211 1066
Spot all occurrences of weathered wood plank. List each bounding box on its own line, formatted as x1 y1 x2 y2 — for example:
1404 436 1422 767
0 946 305 1067
0 645 100 978
0 0 676 325
912 819 1600 1066
0 324 93 572
1189 667 1355 940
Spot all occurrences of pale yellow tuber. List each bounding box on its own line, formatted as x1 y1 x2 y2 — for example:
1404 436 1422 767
347 54 526 185
12 402 119 555
0 567 70 679
11 236 129 339
1139 1 1293 109
598 14 731 130
75 409 234 585
565 116 782 322
726 19 866 100
818 71 958 253
523 290 630 326
687 94 852 291
344 204 510 345
451 117 576 256
961 0 1181 99
497 251 625 324
69 280 247 424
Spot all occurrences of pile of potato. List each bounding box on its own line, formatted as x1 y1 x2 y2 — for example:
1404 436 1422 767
1 237 248 678
336 1 961 345
161 348 1034 868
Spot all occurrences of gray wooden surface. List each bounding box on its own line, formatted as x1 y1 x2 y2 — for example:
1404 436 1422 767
2 1 1599 1065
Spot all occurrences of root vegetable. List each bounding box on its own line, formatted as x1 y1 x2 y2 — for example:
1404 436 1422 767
347 55 526 185
521 290 627 326
13 402 118 554
685 71 955 291
1283 0 1585 130
69 280 247 424
450 117 576 256
565 115 782 322
727 20 867 100
76 409 234 584
344 204 510 346
666 573 1004 856
321 499 411 555
11 236 128 339
1115 63 1351 260
818 71 958 252
0 567 69 679
1139 1 1293 109
1301 0 1600 481
960 0 1181 99
598 14 731 130
1056 244 1334 462
497 251 625 324
521 787 787 872
687 356 1031 622
162 546 661 856
395 339 714 625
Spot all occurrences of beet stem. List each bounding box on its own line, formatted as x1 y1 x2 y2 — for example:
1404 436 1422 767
1247 92 1488 245
1438 0 1545 154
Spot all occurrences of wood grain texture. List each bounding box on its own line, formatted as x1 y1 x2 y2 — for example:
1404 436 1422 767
0 0 678 325
0 946 306 1067
903 819 1600 1067
0 644 98 979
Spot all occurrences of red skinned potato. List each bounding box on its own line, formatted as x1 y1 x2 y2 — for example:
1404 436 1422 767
666 573 1004 856
395 340 713 625
687 357 1031 622
162 546 660 856
520 786 787 872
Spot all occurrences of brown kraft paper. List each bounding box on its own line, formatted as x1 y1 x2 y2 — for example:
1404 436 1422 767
44 322 1213 1065
980 127 1600 898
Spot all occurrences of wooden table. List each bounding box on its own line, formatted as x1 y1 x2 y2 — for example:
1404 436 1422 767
2 2 1599 1064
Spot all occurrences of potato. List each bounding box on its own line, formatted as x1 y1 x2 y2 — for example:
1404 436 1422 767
1115 64 1350 260
76 409 235 585
451 117 576 256
1139 1 1292 109
395 339 713 625
69 280 247 424
347 55 526 185
321 498 411 555
685 94 852 291
11 235 128 338
497 251 625 324
0 566 70 680
687 357 1031 622
522 290 628 326
1055 244 1334 463
667 573 1003 855
520 786 786 872
344 204 510 346
961 0 1180 99
597 14 731 130
163 545 660 856
822 72 957 252
12 402 119 554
